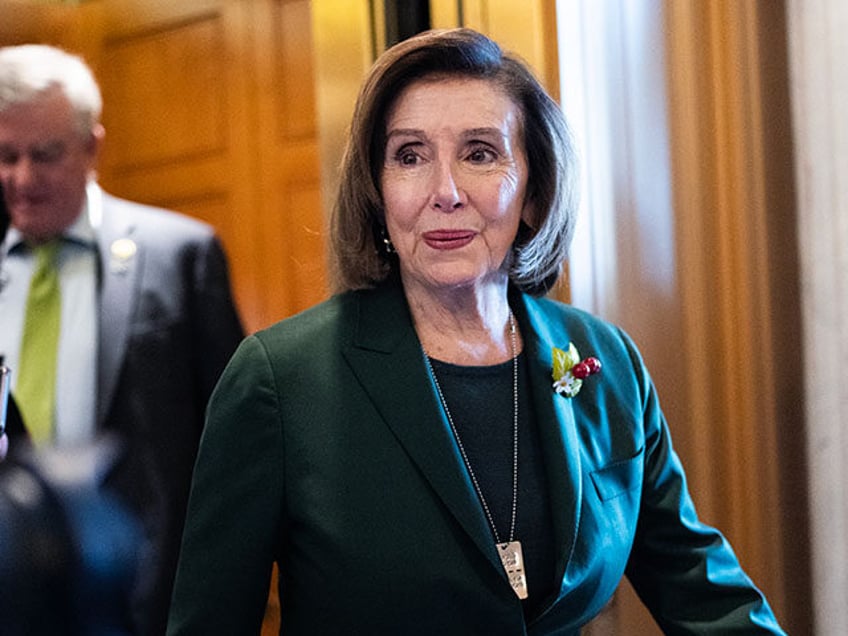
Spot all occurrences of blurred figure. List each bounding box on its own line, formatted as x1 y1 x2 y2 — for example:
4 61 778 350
1 183 8 462
0 440 142 635
1 184 27 462
0 45 244 633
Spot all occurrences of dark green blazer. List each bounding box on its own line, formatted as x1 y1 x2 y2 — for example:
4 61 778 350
168 282 784 635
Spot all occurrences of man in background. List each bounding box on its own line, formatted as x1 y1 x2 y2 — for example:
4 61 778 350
1 185 27 462
0 44 245 634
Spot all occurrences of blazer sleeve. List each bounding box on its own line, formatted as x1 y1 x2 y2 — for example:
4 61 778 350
167 335 285 635
619 328 786 634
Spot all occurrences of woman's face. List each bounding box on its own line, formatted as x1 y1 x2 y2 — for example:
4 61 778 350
381 77 531 295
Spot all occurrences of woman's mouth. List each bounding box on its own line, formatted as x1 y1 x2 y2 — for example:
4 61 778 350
422 230 476 250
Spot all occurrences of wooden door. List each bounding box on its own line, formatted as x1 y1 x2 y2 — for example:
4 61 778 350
89 0 325 333
0 0 327 334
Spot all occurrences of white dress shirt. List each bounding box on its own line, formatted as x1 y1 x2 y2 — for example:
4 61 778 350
0 181 101 446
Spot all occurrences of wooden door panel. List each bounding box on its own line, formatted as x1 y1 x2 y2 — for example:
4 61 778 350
253 0 325 323
100 17 227 170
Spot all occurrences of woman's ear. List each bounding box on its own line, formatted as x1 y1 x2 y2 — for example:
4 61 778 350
520 199 537 232
518 197 537 242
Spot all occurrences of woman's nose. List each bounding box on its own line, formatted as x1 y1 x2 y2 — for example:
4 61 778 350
429 161 466 211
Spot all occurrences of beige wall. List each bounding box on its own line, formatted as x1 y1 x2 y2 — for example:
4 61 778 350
787 1 848 633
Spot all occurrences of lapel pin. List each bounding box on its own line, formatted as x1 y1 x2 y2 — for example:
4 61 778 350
109 238 137 274
552 343 601 398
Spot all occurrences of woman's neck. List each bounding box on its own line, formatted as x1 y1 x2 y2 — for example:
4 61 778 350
404 279 521 366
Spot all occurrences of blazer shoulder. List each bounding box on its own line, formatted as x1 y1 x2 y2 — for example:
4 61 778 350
523 295 631 348
250 284 409 369
252 292 357 355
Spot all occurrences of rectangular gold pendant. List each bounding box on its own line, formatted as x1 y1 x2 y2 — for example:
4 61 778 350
497 540 528 599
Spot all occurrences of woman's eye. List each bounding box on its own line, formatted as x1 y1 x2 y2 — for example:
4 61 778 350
467 146 497 164
398 150 419 165
388 143 423 166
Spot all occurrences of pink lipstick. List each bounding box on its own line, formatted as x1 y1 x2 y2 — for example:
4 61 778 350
422 230 475 250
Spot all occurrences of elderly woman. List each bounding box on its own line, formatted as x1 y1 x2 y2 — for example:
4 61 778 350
168 28 784 635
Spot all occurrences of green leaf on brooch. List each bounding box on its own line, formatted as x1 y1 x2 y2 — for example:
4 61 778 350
552 342 585 398
552 342 580 381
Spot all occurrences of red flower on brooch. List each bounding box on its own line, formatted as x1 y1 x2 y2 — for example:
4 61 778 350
552 343 601 398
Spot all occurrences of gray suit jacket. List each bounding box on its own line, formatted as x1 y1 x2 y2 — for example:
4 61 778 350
96 192 244 634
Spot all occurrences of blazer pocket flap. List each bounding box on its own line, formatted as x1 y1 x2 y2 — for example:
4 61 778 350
590 447 644 501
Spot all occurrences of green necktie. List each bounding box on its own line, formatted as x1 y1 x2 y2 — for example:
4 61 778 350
17 240 62 446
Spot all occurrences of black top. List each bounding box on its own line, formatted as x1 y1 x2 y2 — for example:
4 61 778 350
428 353 557 621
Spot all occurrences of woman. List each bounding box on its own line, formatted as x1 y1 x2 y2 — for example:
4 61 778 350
168 28 785 635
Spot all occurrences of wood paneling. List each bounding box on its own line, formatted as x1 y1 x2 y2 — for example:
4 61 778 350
458 0 559 96
312 0 375 224
274 0 317 141
102 17 228 170
254 0 326 319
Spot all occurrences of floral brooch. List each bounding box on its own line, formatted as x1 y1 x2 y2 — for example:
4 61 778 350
552 343 602 398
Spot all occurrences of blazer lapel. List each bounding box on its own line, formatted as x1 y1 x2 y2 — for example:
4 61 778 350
341 285 506 578
516 295 584 588
96 196 141 426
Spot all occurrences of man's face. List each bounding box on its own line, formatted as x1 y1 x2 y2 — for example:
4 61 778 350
0 89 101 243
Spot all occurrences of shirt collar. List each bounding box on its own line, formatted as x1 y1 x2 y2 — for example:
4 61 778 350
66 180 101 246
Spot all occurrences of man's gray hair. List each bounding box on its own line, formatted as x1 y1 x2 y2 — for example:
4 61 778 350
0 44 102 136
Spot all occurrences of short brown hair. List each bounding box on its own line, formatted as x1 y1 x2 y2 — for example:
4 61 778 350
330 28 578 296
